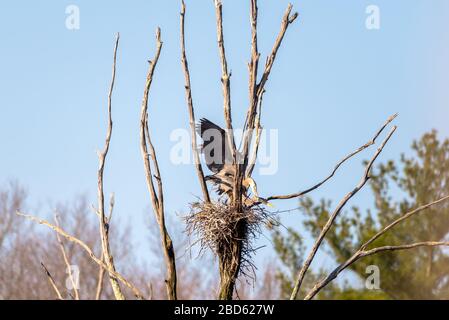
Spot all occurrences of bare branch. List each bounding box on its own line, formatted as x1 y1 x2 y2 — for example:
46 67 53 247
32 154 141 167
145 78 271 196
266 114 398 202
40 263 64 300
54 215 79 300
213 0 237 158
361 242 449 257
240 3 298 203
213 0 242 209
139 28 162 210
108 192 115 222
94 193 114 300
17 211 145 299
304 194 449 300
96 33 125 300
180 1 211 203
257 4 298 98
245 0 261 179
248 0 259 118
361 194 449 250
290 125 397 300
139 27 177 300
247 91 264 177
95 252 106 300
306 241 449 301
209 0 298 299
242 3 298 160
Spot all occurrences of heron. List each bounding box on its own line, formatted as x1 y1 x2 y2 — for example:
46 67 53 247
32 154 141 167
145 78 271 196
196 118 270 207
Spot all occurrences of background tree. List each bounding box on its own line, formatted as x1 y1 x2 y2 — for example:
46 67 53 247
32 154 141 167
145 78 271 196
2 1 448 300
273 130 449 299
0 183 141 299
0 180 283 299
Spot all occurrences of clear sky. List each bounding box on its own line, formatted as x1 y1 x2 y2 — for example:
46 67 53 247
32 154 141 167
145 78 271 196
1 0 449 288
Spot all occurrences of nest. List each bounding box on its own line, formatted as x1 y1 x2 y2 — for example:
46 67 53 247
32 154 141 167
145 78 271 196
184 200 275 280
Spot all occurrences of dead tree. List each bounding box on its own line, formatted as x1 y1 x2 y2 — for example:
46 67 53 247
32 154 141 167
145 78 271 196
15 1 449 301
96 33 125 301
17 34 145 300
139 28 178 300
183 0 298 300
181 0 449 301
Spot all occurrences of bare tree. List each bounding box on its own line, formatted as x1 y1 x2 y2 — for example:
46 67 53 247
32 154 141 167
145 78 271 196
180 0 449 301
139 28 178 300
15 34 145 300
0 183 140 299
95 33 125 301
6 0 449 301
181 0 298 300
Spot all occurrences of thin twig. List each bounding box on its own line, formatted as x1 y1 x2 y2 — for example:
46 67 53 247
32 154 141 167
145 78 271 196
361 242 449 257
247 90 264 177
95 252 106 300
290 125 397 300
360 194 449 251
242 3 298 163
108 192 115 222
54 215 79 300
17 211 145 299
305 242 449 300
306 234 449 300
40 263 64 300
303 195 449 299
257 4 298 98
180 0 211 203
245 0 261 181
240 2 298 209
265 114 398 202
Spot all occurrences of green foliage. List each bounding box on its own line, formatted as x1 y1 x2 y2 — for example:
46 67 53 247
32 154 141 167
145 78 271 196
271 227 304 298
273 130 449 299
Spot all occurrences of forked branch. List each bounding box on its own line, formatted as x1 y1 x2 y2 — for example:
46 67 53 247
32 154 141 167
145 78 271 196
242 2 298 187
17 211 145 299
304 194 449 300
96 33 125 300
180 0 211 203
291 123 397 299
54 215 79 300
214 0 237 160
265 114 398 202
139 28 177 300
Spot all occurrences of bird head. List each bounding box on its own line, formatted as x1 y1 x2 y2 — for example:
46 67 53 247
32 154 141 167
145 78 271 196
243 176 274 207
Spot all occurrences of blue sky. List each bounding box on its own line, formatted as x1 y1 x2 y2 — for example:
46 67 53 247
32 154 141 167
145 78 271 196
1 0 449 290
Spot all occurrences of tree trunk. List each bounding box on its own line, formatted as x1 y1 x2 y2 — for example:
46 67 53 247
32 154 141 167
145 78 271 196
217 219 246 300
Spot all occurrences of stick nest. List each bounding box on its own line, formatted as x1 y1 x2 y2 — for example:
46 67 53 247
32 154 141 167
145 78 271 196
184 200 275 279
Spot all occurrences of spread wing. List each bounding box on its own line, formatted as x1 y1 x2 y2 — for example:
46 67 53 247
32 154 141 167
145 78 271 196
196 118 233 173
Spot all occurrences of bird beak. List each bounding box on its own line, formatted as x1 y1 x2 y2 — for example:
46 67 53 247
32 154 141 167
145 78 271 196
257 197 274 207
